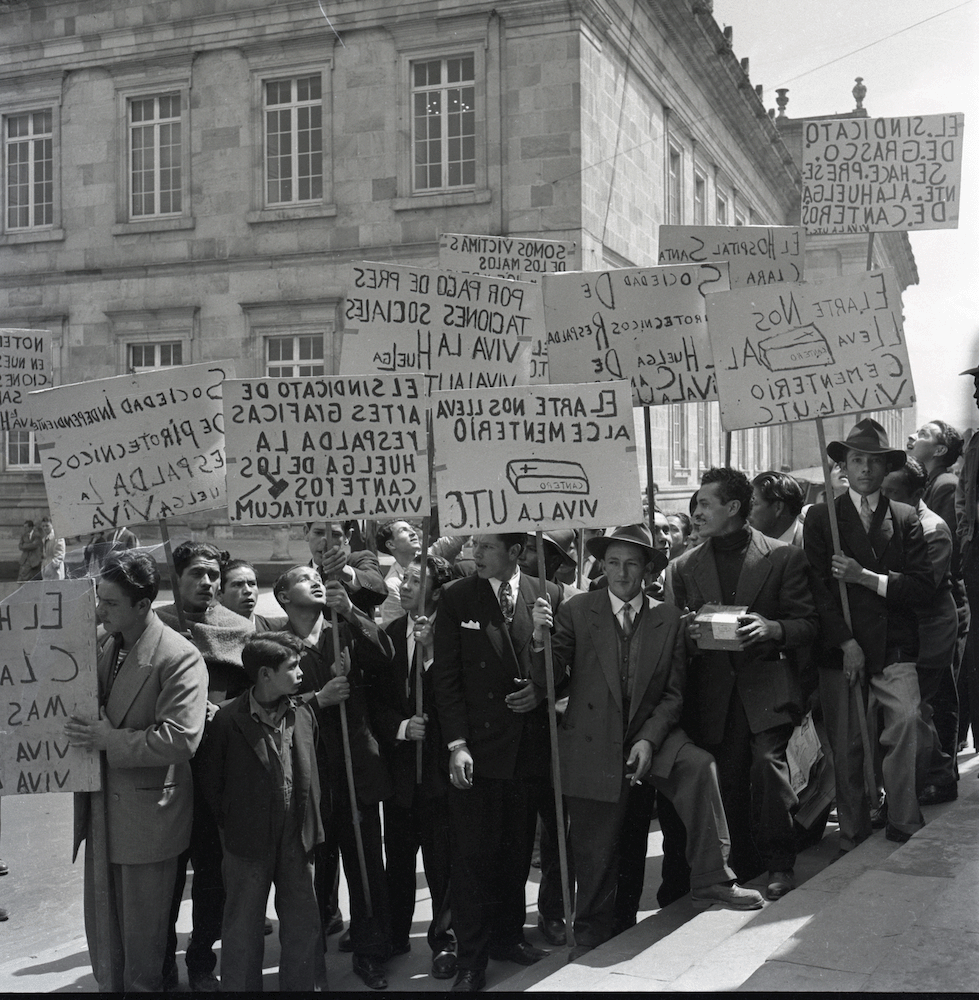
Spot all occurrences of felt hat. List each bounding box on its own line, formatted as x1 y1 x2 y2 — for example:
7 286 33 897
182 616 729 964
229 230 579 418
826 418 906 469
960 362 979 377
539 529 577 567
586 524 669 576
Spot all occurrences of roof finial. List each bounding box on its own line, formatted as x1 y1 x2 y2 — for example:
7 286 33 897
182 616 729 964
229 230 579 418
775 88 789 119
853 77 867 112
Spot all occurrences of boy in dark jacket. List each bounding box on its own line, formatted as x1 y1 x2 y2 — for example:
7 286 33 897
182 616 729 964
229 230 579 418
198 632 325 992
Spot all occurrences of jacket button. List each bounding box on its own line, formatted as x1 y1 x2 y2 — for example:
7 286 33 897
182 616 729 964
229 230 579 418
485 721 491 728
487 691 494 699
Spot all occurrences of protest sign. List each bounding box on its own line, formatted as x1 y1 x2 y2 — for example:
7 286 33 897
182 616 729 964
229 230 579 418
658 226 805 287
0 328 50 433
27 362 232 537
541 262 730 406
801 112 965 234
340 262 542 391
439 233 577 282
431 380 641 533
707 269 913 430
224 373 429 523
0 580 99 796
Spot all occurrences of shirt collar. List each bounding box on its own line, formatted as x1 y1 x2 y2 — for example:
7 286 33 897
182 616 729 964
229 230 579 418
488 568 521 600
849 487 882 511
608 590 644 617
248 689 293 729
303 613 327 649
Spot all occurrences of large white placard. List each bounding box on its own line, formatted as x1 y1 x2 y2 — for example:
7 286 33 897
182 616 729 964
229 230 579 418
0 580 99 796
541 263 730 406
0 328 51 433
27 362 232 537
340 262 542 390
658 226 805 287
707 269 914 430
801 112 965 234
224 374 429 523
438 233 577 282
431 380 642 534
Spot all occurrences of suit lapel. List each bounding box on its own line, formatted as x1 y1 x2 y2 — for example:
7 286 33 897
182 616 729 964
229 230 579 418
734 530 773 609
629 596 664 724
869 497 894 559
232 700 274 774
477 579 507 662
838 494 881 569
589 594 623 713
103 622 159 726
690 543 723 605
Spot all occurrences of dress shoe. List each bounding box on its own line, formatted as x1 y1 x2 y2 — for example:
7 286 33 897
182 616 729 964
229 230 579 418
324 912 344 936
431 949 458 979
0 907 7 921
537 915 567 946
489 940 550 965
691 882 764 910
451 968 486 992
870 795 888 829
765 869 795 901
352 956 388 991
338 928 353 952
0 859 8 876
919 782 957 806
188 971 220 993
885 823 912 844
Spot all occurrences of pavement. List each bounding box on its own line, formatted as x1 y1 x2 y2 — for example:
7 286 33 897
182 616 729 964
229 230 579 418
0 750 976 992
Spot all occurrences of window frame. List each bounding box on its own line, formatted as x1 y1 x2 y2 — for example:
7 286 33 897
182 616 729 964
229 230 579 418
693 170 707 226
5 429 41 470
112 74 193 235
0 89 64 245
265 332 326 378
126 340 184 373
666 143 682 226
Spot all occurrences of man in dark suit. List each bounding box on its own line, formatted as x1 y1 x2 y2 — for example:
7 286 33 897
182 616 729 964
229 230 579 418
370 555 456 981
275 564 394 991
433 533 560 992
532 524 762 956
667 468 817 901
306 521 389 617
805 419 933 851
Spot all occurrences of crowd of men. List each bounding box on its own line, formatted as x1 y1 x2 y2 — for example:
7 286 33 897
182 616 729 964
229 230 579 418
62 396 979 993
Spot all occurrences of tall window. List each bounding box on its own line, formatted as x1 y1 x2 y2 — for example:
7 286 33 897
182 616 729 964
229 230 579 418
716 193 728 225
127 341 182 372
412 55 475 192
264 75 323 206
667 146 682 225
670 403 688 479
5 109 53 231
6 429 40 469
266 334 324 377
693 172 706 226
129 94 181 218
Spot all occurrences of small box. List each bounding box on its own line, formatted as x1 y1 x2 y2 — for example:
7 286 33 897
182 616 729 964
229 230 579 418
694 604 749 651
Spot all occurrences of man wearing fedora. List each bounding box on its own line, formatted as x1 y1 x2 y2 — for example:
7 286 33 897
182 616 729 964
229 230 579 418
531 523 762 955
804 418 933 850
666 468 817 902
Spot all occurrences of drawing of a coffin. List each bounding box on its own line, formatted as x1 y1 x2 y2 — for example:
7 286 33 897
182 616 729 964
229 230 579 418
506 459 590 495
757 324 834 371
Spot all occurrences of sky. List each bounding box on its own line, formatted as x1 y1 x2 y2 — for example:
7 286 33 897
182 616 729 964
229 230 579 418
712 0 979 433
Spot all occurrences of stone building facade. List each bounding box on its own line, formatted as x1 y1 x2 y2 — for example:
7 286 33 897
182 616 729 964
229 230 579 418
0 0 916 546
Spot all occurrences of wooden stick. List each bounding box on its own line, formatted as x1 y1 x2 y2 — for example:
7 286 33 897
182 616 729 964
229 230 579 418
866 231 876 272
415 516 431 785
815 418 879 811
158 519 187 634
330 522 373 917
536 531 576 954
643 406 655 532
724 431 733 468
576 530 586 592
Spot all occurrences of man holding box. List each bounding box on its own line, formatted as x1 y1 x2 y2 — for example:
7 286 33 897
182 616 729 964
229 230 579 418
666 468 817 901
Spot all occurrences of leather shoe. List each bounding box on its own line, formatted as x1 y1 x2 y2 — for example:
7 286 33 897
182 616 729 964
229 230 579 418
188 971 220 993
765 869 795 901
451 968 486 992
352 956 388 991
691 882 764 910
431 949 458 979
338 928 353 952
325 912 344 936
0 860 8 876
919 782 957 806
537 915 567 946
885 823 912 844
489 940 549 965
870 795 888 830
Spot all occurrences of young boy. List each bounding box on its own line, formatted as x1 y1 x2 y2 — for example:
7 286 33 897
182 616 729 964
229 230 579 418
197 632 325 992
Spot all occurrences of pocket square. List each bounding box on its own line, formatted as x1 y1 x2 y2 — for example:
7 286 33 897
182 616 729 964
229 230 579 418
461 620 481 630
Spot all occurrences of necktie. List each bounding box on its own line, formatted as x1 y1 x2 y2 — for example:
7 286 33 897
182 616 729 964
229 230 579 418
860 495 873 533
499 581 514 625
620 604 634 638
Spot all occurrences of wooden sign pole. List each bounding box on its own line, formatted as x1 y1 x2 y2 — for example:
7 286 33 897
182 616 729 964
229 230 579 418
158 519 187 634
414 516 431 785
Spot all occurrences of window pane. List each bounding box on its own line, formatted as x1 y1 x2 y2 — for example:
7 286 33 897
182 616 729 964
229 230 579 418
411 56 477 193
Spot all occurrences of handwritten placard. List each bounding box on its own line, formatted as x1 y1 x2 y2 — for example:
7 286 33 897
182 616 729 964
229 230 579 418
707 269 914 430
340 262 542 391
802 112 965 233
431 380 641 533
224 374 429 523
541 262 730 406
439 233 577 282
0 581 99 795
0 328 51 433
658 226 805 287
27 362 232 537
